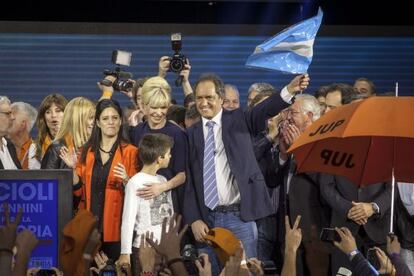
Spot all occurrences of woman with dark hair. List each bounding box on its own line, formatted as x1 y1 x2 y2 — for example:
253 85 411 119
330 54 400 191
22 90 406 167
60 99 138 259
29 93 68 169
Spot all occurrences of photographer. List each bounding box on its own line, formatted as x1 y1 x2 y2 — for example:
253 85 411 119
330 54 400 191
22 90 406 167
158 56 193 98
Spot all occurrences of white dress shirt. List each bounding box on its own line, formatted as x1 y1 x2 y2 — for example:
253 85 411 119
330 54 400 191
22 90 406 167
0 137 18 169
201 109 241 206
398 182 414 216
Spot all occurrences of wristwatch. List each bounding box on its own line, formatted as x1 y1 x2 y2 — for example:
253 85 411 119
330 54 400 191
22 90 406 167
371 202 380 215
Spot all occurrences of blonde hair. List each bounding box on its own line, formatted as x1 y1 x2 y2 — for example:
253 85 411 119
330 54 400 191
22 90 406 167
54 97 95 150
141 76 171 107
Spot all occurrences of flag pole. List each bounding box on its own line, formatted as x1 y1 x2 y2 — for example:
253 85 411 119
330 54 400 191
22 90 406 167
395 82 399 97
390 169 395 234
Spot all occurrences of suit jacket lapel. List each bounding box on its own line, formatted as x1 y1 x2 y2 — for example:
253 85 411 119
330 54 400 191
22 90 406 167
193 122 205 167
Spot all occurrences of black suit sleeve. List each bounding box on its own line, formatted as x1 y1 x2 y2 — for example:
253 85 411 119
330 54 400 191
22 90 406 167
245 93 289 137
319 173 353 219
370 182 392 219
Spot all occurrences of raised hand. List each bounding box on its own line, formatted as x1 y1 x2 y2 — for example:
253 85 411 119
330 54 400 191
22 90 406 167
158 56 170 78
195 253 212 276
333 227 357 255
139 231 156 273
145 214 188 260
59 146 78 169
375 247 394 275
286 74 310 95
285 215 302 254
0 204 22 252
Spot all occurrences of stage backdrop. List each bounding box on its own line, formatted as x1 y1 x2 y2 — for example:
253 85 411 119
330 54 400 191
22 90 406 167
0 33 413 109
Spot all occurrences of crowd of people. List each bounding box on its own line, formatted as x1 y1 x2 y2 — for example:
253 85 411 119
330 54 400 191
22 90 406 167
0 56 414 276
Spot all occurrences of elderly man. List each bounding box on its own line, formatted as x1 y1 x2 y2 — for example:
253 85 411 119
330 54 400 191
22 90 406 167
0 96 21 169
275 94 330 276
222 84 240 110
8 102 38 169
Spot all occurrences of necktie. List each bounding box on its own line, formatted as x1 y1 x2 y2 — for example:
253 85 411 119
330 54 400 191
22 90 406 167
203 120 219 210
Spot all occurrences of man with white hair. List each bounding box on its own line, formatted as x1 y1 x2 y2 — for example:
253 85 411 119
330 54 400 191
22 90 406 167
8 102 38 169
275 94 330 276
0 96 21 169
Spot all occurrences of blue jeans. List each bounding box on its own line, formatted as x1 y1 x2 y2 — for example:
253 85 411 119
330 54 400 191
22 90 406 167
198 210 258 276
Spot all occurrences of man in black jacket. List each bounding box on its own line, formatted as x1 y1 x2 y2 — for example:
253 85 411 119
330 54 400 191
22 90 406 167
275 94 331 276
0 96 22 170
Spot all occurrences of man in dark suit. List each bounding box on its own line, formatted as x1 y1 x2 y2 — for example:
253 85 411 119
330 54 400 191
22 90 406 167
183 73 308 273
274 94 330 276
0 96 22 170
319 173 391 275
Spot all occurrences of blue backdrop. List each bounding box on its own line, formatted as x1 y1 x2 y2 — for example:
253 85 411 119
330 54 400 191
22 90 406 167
0 33 413 108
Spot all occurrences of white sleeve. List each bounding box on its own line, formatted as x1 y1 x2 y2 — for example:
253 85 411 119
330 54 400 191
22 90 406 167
280 86 294 104
28 143 41 170
120 179 140 254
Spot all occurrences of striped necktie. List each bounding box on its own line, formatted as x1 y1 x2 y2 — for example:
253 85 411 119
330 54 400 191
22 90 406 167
203 120 219 210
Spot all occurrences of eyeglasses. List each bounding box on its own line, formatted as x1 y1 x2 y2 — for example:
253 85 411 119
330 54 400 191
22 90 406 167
0 111 12 117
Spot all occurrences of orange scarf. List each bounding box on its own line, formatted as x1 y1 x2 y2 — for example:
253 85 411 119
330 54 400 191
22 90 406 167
18 138 33 170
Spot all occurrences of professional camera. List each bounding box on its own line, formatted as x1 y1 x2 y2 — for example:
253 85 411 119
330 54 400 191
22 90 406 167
169 33 187 73
102 50 134 92
181 244 204 275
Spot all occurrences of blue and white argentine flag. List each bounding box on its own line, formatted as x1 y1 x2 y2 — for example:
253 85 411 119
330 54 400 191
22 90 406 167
246 8 323 74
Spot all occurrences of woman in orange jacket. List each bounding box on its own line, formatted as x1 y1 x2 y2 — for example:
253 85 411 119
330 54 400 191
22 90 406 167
60 99 138 260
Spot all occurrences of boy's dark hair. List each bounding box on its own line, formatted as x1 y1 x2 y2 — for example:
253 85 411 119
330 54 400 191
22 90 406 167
138 133 174 165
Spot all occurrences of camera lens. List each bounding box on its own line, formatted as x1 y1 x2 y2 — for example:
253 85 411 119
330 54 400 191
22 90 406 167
170 59 184 73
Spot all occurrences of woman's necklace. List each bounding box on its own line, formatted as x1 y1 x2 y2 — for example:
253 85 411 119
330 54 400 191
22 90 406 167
99 146 112 155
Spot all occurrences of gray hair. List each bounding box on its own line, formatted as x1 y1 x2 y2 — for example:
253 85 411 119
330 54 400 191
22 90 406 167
224 84 240 96
295 94 321 121
248 83 276 95
0 95 11 105
11 102 38 132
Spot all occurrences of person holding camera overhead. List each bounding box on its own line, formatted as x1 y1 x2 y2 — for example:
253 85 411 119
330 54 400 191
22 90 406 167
60 98 138 260
129 76 188 215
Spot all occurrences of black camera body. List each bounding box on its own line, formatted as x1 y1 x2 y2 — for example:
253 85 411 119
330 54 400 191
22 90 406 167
181 244 204 275
169 53 187 73
102 50 134 92
169 33 187 74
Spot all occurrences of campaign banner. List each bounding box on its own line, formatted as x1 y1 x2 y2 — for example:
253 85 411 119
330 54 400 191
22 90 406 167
0 179 58 268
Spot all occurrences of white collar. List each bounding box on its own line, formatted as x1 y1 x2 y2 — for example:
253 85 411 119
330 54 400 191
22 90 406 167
201 108 223 128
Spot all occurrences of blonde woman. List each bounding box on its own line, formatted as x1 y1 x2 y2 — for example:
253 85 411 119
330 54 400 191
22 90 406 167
129 76 187 214
41 97 95 169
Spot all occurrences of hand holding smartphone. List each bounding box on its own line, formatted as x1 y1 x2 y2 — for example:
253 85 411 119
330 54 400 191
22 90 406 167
320 228 341 242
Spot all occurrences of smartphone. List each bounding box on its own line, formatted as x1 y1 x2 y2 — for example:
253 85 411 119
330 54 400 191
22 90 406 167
37 269 57 276
320 228 341 242
366 248 381 270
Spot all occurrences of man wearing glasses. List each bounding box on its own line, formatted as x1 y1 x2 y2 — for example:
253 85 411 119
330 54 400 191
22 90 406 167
0 96 21 169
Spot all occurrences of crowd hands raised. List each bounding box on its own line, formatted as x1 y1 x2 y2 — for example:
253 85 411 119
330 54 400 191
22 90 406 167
1 53 414 276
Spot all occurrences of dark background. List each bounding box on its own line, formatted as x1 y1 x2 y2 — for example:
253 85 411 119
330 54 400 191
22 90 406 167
2 0 413 26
